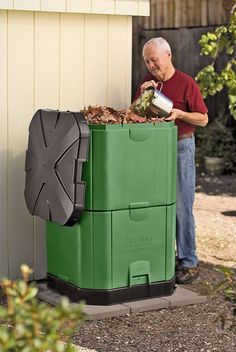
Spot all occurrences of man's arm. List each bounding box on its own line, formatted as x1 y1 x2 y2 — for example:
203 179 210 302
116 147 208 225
165 108 208 127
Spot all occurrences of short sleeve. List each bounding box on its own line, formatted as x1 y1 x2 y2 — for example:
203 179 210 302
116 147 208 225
186 79 208 114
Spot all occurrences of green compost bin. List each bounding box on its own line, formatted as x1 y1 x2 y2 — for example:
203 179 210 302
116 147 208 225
83 122 177 210
47 121 177 305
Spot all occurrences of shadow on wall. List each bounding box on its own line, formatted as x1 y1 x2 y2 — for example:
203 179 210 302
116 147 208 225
0 148 41 280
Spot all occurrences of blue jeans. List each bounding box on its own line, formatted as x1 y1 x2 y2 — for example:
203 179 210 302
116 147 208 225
176 136 198 268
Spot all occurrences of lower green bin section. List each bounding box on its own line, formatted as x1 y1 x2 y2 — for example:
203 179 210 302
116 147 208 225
47 204 176 305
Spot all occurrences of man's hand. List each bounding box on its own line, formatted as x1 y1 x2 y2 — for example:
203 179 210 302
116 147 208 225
165 108 183 121
165 108 208 127
140 80 158 94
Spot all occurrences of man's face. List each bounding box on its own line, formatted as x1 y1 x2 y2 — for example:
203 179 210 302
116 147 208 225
143 43 171 81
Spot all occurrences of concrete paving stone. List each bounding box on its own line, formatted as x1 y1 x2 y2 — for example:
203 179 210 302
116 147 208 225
37 283 129 320
79 304 130 320
37 284 63 306
122 297 169 313
161 285 207 307
37 282 206 320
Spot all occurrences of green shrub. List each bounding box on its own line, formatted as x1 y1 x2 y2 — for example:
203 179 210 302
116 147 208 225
196 1 236 119
205 267 236 331
195 115 236 172
0 265 85 352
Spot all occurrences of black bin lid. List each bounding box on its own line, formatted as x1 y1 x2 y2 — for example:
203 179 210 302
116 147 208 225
24 109 90 226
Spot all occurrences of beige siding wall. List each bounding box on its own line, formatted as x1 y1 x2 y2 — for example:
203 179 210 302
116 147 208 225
0 10 132 280
0 0 150 16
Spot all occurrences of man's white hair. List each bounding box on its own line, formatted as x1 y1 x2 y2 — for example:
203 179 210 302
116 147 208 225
142 37 171 56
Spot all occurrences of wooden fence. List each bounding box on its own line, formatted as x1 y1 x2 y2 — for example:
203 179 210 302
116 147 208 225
137 0 234 29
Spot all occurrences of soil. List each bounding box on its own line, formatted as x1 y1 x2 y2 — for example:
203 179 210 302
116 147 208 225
72 173 236 352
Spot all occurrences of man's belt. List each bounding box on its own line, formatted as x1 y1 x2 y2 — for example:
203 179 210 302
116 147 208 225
178 133 193 140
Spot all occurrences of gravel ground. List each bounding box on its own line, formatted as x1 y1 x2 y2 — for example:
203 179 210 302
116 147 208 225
71 173 236 352
0 174 235 352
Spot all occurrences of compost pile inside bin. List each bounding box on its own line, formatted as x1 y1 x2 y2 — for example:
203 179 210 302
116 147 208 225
82 105 160 124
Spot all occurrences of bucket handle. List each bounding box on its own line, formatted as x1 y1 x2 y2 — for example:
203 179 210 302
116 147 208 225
146 81 163 93
156 81 163 92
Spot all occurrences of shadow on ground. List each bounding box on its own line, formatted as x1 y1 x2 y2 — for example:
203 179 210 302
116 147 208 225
196 173 236 196
187 260 236 295
221 210 236 217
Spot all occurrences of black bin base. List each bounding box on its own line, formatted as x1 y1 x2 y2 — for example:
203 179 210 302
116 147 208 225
47 274 176 305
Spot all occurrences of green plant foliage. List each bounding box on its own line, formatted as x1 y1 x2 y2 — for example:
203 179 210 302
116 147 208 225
205 267 236 331
196 116 236 172
0 265 85 352
196 1 236 119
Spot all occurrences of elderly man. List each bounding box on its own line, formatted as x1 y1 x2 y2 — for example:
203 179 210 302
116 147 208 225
133 37 208 284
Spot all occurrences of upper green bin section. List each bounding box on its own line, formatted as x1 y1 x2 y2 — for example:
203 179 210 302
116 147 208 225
82 121 177 211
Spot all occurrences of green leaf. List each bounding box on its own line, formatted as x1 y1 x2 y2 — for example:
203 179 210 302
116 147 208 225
0 306 7 318
56 340 66 352
207 33 217 41
65 343 77 352
226 46 234 55
0 329 10 343
6 288 18 296
24 287 38 301
15 323 26 336
17 281 27 296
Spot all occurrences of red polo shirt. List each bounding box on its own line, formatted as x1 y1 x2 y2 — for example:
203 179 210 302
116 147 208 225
134 70 208 137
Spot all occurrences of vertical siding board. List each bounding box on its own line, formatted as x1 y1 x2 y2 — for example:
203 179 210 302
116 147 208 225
107 15 130 108
33 218 46 279
34 12 60 109
60 13 84 110
0 10 9 278
1 10 140 280
84 14 108 106
67 0 92 13
33 12 60 279
125 16 132 106
132 16 145 98
8 10 34 279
